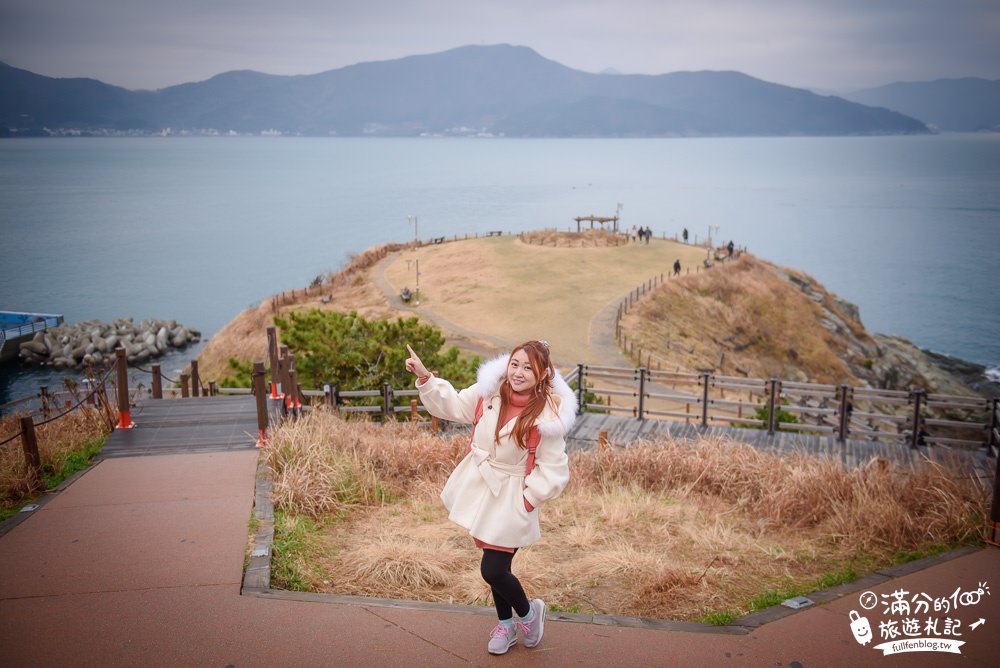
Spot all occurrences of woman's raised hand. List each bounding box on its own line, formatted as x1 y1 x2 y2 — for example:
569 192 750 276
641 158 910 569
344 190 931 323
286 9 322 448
405 344 431 379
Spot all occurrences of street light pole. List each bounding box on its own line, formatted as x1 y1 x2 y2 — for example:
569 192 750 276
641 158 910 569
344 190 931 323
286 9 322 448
407 214 418 243
708 224 719 248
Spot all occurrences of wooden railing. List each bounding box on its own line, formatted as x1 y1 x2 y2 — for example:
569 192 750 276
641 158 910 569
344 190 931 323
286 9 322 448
123 341 995 452
22 316 981 457
573 364 998 451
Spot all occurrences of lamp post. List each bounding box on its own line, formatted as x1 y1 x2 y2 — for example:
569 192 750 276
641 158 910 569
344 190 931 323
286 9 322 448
414 259 421 305
407 214 418 244
708 224 719 248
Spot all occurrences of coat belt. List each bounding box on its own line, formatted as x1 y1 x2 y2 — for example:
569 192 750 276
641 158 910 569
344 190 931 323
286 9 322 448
470 448 525 496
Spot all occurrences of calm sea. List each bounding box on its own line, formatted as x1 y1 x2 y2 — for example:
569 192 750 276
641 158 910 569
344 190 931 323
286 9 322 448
1 135 998 404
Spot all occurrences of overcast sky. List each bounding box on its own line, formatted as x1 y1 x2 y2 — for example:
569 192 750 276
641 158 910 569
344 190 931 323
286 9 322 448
1 0 997 93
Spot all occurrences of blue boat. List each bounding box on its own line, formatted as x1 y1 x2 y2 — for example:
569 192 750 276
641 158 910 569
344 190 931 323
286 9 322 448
0 311 64 364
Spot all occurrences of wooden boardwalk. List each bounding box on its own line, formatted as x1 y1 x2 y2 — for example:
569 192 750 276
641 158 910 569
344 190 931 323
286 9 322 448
566 412 994 476
99 396 259 458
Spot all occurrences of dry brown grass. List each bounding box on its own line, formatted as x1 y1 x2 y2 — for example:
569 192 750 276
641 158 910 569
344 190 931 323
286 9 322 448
0 408 110 507
263 410 988 620
621 255 873 383
382 235 708 366
520 229 629 247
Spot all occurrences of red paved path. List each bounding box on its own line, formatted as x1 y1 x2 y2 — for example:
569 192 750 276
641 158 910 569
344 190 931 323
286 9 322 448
2 449 998 666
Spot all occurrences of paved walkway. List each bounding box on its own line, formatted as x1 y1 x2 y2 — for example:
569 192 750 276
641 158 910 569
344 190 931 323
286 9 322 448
2 402 999 666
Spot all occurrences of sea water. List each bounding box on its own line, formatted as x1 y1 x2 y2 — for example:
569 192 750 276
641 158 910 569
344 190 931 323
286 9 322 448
1 134 998 404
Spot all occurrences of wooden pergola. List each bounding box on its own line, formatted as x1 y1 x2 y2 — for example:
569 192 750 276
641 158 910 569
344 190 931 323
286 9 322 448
574 215 620 233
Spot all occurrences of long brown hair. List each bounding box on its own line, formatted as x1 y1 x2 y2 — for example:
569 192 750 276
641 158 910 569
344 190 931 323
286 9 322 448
494 340 555 449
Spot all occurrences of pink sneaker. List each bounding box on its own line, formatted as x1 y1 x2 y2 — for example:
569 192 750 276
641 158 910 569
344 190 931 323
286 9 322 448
487 623 517 655
521 599 546 648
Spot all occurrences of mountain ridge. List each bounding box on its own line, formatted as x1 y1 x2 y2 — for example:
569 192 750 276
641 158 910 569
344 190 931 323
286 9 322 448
844 77 1000 132
0 44 932 137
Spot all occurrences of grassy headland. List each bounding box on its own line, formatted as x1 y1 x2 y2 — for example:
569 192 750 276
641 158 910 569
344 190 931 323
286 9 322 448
201 231 733 379
200 229 972 396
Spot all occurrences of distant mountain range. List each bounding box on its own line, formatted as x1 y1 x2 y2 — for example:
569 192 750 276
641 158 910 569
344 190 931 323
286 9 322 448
844 78 1000 132
0 44 975 138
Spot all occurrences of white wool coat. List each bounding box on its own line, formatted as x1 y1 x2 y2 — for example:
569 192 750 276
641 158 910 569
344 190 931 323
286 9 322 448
417 353 576 548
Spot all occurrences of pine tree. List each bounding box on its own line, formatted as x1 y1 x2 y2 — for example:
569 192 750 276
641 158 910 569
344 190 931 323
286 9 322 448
224 310 479 391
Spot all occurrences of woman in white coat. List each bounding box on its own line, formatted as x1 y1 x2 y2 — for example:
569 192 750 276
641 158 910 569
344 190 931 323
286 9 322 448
405 340 576 655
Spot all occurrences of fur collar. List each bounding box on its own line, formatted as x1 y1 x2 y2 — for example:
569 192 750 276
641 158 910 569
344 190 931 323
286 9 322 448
475 353 578 438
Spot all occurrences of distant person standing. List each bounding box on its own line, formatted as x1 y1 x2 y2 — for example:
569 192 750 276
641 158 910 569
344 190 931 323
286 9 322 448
727 240 734 257
644 226 651 244
682 227 689 243
673 258 681 275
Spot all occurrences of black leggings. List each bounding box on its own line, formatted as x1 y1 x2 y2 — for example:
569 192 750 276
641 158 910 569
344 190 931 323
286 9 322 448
480 548 530 620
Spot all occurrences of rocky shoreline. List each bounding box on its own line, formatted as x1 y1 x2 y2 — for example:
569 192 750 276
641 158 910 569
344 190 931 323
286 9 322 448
778 268 998 399
18 318 200 369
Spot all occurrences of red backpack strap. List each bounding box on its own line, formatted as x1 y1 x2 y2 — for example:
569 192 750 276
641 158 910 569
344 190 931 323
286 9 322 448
466 396 485 455
525 427 541 476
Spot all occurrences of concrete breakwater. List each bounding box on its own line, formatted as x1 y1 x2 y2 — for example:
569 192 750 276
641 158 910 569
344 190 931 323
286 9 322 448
18 317 200 368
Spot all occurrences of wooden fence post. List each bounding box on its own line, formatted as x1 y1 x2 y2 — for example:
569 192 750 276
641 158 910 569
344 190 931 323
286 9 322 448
637 368 646 420
837 384 851 442
267 326 279 398
180 373 189 398
191 360 200 397
382 382 394 421
909 389 925 449
40 386 50 419
18 416 42 490
767 377 779 434
701 371 711 428
208 380 217 397
151 364 162 399
252 361 268 448
410 399 419 421
988 398 998 451
115 348 133 428
576 364 585 414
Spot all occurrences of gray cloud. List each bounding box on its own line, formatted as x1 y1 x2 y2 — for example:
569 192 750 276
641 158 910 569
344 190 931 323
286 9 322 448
0 0 997 91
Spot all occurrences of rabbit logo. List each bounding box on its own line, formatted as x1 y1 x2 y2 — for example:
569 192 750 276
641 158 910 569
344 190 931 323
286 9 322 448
849 610 873 646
